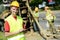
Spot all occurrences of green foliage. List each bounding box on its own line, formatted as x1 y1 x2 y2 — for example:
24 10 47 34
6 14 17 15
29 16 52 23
0 0 3 4
30 0 42 6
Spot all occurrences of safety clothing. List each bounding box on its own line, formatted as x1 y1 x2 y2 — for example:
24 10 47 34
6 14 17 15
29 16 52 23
5 15 25 40
34 12 39 18
45 7 56 34
10 1 19 7
46 10 56 21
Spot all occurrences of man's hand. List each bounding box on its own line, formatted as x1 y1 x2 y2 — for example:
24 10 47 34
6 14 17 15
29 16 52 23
19 29 27 32
5 29 26 37
23 29 27 31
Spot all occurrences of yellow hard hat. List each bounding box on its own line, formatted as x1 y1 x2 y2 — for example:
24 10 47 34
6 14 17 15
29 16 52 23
35 7 39 12
10 1 19 7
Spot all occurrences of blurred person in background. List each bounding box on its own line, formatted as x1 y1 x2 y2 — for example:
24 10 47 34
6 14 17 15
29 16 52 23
44 6 56 34
33 7 40 32
34 7 39 21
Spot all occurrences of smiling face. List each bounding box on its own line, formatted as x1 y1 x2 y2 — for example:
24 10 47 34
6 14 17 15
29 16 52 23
10 6 18 15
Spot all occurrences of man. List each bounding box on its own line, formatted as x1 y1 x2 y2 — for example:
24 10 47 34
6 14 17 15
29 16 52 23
4 1 26 40
44 6 56 34
34 7 39 21
33 7 40 32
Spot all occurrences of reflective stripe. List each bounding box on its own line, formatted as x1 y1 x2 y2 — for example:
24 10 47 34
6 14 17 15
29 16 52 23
8 35 24 40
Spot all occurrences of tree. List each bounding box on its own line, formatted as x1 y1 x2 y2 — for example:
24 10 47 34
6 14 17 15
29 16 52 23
29 0 42 7
0 0 3 4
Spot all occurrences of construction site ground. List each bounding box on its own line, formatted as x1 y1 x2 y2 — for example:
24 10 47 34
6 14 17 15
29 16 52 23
25 31 60 40
0 30 60 40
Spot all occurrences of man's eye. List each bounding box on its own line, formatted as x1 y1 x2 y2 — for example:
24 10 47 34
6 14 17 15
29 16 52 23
13 9 18 10
13 9 15 10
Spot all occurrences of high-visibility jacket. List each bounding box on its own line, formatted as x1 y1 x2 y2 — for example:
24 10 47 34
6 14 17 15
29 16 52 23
46 10 56 21
34 11 39 18
5 15 25 40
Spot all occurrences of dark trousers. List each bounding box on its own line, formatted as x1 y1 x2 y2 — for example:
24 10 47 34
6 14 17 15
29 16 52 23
33 22 39 32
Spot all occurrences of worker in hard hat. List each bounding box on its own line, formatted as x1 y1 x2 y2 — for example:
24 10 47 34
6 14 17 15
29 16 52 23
4 1 26 40
33 7 39 32
34 7 39 21
44 6 56 33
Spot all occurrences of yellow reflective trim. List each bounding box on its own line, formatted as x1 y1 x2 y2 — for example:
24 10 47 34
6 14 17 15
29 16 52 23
8 35 24 40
